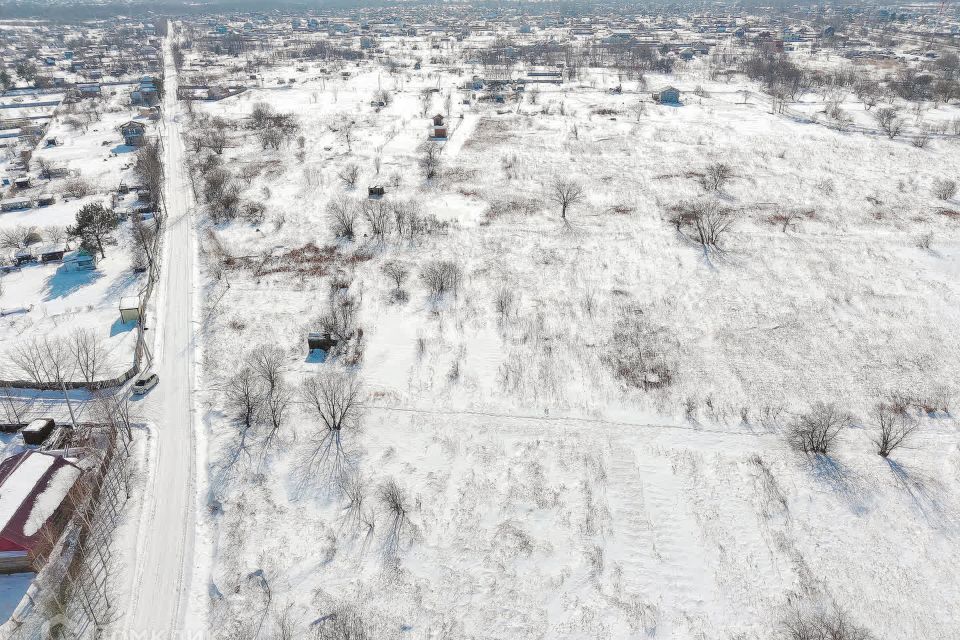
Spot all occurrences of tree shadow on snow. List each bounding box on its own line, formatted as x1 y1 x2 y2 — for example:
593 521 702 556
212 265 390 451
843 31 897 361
43 265 104 300
101 269 141 304
886 459 956 532
809 454 870 515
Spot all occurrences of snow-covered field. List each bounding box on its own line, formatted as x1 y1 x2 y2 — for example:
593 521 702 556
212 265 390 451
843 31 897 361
183 44 960 639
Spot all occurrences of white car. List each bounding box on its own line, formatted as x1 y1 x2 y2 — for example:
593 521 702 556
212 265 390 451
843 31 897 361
132 372 159 395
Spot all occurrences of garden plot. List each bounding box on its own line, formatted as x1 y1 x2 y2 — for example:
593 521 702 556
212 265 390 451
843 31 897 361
0 90 155 383
185 51 960 639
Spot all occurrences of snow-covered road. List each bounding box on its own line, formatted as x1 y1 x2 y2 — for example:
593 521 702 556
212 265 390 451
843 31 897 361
123 31 200 637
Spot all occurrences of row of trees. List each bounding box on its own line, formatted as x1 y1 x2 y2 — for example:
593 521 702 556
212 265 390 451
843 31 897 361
12 331 110 387
787 401 920 458
326 196 447 245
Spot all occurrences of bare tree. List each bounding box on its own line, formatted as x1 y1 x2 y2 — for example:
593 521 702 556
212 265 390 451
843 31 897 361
874 107 904 139
700 162 733 191
69 328 106 386
10 337 79 423
12 337 75 387
671 199 735 249
205 128 227 154
1 394 31 425
911 125 931 149
420 260 462 298
248 344 285 395
494 286 517 318
363 200 391 241
338 164 360 188
131 216 158 275
329 118 356 153
91 391 136 446
336 469 368 526
223 366 265 466
262 379 291 452
382 261 409 290
871 404 919 458
787 403 851 455
378 477 412 554
547 178 585 220
419 141 442 180
318 292 359 343
300 372 362 481
0 225 38 251
327 197 359 240
134 142 164 202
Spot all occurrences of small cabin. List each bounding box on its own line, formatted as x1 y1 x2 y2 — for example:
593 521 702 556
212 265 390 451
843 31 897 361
37 193 56 207
307 332 338 352
64 248 96 272
119 296 141 323
0 197 32 212
21 419 55 446
653 86 681 105
368 185 385 199
14 248 35 265
38 243 67 263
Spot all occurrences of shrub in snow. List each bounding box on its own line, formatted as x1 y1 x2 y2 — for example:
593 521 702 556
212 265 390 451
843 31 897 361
669 199 735 249
786 403 851 455
699 162 733 191
871 403 919 458
419 260 462 298
932 178 957 201
605 311 678 391
782 604 875 640
313 604 370 640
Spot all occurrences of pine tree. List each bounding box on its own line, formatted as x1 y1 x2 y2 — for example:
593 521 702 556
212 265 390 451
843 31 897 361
69 203 118 259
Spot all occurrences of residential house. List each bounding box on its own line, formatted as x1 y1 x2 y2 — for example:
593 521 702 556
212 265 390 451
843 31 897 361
119 121 147 147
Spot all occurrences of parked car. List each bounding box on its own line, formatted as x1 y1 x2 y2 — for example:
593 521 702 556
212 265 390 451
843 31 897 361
132 372 159 395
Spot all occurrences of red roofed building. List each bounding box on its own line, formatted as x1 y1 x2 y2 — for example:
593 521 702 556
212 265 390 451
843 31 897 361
0 451 83 573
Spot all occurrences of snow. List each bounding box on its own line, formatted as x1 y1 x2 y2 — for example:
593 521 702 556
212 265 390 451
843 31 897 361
23 462 79 537
89 21 960 640
117 33 202 639
0 453 54 533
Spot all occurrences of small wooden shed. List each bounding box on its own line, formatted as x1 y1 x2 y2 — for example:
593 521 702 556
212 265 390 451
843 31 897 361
307 332 338 352
21 419 55 446
119 296 141 323
653 86 681 105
